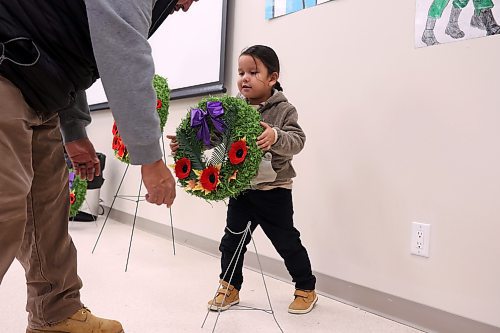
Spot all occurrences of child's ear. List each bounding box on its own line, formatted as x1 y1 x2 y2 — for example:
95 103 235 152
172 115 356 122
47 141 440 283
269 72 278 87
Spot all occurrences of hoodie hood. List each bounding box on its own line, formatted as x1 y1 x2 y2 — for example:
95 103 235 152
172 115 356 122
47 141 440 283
259 90 288 113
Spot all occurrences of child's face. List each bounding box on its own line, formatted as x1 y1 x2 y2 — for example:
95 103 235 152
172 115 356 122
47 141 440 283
237 55 277 105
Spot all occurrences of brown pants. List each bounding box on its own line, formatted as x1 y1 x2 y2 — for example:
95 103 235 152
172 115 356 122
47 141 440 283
0 76 83 328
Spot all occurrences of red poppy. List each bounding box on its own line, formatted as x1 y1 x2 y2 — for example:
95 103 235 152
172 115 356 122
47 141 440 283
228 140 248 165
70 192 76 205
112 136 121 150
156 99 162 109
175 158 192 179
200 166 219 191
112 122 118 135
118 144 127 158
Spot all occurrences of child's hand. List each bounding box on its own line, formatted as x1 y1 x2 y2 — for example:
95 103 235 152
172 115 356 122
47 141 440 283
167 135 179 154
257 122 276 151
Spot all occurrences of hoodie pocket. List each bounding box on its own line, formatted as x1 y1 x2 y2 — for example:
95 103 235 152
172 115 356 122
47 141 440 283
250 152 277 186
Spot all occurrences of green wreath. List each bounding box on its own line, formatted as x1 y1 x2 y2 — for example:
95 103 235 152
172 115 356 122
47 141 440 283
69 169 87 218
112 74 170 164
172 95 262 201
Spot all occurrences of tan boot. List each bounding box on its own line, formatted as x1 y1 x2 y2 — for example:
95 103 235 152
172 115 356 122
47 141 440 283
26 308 124 333
288 289 318 314
207 280 240 311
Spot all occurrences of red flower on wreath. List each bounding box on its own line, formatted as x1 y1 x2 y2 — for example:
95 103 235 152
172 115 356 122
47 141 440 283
118 145 127 158
175 158 192 179
70 192 76 205
228 140 248 165
112 122 118 135
156 99 162 109
112 136 122 150
200 166 219 192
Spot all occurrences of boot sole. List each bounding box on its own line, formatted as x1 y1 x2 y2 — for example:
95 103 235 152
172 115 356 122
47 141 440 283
288 294 318 314
208 300 240 311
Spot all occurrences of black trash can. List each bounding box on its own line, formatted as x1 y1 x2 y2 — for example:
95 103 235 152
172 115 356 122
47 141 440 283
71 153 106 222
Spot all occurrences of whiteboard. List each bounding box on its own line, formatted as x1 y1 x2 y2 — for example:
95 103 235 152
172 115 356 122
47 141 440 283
86 0 227 109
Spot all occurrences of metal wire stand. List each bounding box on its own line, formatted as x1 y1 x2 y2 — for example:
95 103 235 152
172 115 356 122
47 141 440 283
92 136 176 271
202 222 284 333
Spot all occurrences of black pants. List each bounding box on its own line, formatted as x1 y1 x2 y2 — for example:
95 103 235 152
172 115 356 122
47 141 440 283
219 188 316 291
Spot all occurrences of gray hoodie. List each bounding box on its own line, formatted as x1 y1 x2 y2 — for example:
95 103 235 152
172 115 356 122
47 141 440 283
60 0 165 165
251 90 306 190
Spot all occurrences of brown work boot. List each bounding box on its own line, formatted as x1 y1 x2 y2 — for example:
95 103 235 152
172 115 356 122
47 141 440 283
26 308 124 333
288 289 318 314
207 280 240 311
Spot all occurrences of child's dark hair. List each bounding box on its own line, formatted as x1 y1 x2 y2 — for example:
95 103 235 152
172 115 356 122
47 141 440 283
240 45 283 92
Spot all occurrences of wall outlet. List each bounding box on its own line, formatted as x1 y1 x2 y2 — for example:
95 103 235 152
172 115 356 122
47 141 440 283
411 222 430 257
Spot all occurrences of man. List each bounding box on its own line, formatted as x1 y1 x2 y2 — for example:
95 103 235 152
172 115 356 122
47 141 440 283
0 0 198 332
422 0 500 46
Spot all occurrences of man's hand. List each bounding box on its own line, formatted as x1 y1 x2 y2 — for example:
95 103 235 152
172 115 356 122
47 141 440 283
257 122 276 151
141 159 176 207
64 138 100 181
166 134 179 155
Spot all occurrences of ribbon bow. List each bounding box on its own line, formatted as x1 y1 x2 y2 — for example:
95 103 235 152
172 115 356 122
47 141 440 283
190 101 226 146
69 172 76 190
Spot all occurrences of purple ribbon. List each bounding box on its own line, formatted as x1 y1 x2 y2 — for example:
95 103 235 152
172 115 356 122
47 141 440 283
69 172 75 190
190 101 226 146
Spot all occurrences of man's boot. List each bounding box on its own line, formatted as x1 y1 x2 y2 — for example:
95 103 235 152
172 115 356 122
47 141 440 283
446 7 465 38
422 17 440 46
480 8 500 35
26 308 123 333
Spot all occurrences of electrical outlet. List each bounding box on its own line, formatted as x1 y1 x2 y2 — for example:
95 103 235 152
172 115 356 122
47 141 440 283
411 222 430 257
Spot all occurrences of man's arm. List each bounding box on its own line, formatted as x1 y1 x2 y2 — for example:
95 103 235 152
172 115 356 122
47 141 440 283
84 0 177 206
84 0 161 165
59 91 101 181
59 91 91 144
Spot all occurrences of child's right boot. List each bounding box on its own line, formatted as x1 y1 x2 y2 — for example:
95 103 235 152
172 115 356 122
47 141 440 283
207 280 240 311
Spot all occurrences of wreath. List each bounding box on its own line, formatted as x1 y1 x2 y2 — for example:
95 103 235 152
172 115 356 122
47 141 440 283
112 74 170 163
172 95 262 201
69 169 87 217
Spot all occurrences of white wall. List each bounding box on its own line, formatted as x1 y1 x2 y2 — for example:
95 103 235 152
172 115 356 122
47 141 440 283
86 0 500 327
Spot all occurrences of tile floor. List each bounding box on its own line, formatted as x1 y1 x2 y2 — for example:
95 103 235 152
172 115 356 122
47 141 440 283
0 218 423 333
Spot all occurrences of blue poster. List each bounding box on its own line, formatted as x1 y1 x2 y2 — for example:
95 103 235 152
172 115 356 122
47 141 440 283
266 0 334 20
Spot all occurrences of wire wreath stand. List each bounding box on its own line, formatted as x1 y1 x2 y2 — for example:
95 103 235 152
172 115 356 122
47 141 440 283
91 135 176 271
202 222 284 333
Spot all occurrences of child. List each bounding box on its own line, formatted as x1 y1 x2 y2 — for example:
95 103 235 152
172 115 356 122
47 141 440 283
169 45 317 314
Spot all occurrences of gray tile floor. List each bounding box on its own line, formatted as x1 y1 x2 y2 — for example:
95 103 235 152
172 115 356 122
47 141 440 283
0 218 422 333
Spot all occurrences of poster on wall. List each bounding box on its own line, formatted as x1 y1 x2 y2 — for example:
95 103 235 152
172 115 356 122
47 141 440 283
416 0 500 47
266 0 334 20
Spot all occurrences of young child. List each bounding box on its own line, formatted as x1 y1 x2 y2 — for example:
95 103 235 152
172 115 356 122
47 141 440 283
169 45 317 314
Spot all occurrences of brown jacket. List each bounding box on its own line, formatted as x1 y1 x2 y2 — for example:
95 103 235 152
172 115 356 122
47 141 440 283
251 90 306 190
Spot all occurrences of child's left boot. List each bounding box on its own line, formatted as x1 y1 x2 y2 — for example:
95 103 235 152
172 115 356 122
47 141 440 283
288 289 318 314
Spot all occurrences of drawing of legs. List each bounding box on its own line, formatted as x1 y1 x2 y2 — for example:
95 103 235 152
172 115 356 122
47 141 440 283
448 0 498 36
473 0 500 35
422 0 451 45
445 1 467 38
470 8 486 29
462 0 500 35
